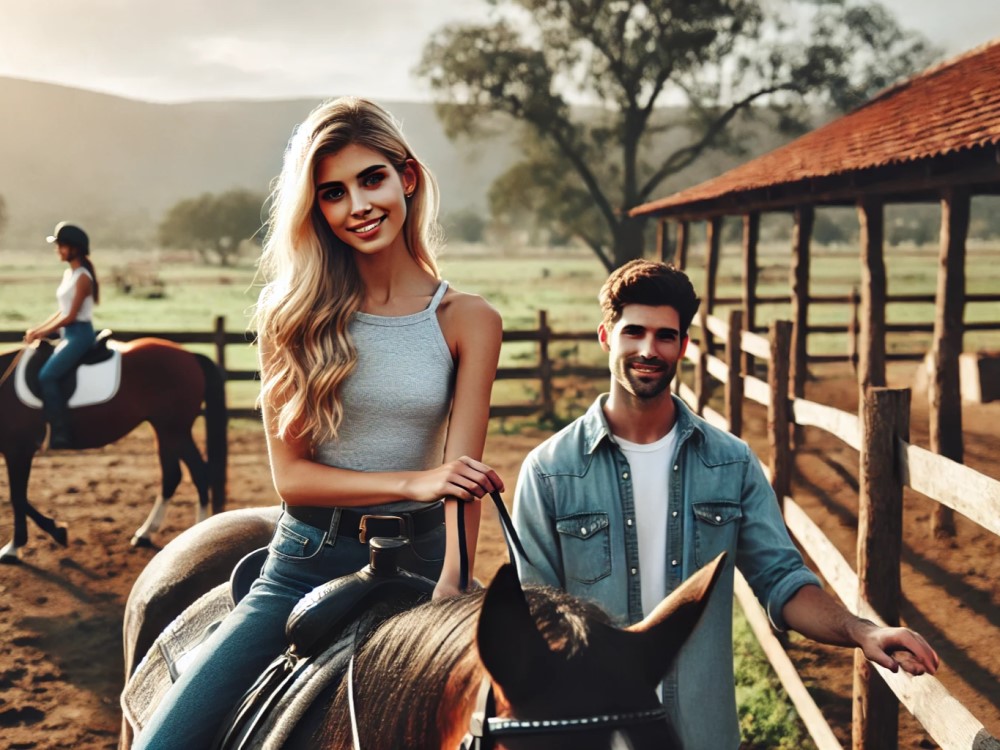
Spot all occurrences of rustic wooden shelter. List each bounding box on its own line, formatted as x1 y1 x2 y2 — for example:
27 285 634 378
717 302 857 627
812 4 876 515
631 37 1000 538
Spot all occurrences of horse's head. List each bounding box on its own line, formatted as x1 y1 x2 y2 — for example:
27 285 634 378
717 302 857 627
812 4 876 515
473 552 727 750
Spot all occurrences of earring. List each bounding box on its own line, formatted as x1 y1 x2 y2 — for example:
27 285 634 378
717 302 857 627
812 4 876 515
405 191 414 198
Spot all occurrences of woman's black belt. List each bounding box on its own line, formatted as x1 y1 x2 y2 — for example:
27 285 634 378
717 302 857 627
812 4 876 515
285 501 445 544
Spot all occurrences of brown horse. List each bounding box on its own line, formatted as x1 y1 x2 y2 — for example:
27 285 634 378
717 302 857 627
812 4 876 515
322 555 725 750
121 529 724 750
0 337 227 562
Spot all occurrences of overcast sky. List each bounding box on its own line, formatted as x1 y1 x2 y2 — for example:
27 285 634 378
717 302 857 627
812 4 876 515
0 0 997 103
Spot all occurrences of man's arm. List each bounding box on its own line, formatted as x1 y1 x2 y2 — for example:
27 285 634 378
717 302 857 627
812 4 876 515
782 584 939 676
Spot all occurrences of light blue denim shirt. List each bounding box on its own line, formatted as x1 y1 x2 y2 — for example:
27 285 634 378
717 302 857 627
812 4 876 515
512 394 821 750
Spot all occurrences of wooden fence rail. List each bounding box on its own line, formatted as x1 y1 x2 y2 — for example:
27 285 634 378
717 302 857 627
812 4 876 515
682 309 1000 750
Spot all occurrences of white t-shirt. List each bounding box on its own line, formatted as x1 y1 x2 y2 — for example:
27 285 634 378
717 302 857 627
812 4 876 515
57 266 94 322
615 425 678 618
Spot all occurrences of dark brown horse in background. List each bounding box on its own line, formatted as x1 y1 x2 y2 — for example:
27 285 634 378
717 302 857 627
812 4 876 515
0 337 227 563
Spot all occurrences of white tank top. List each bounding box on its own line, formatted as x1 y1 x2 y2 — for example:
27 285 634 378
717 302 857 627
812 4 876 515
56 267 94 322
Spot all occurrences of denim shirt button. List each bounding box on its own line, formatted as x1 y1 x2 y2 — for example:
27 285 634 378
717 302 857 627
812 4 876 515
671 511 678 518
630 567 637 575
671 559 678 567
626 518 633 526
622 471 629 480
581 527 588 535
673 464 679 471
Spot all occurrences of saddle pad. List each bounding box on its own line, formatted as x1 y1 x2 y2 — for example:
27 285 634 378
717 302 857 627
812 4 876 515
121 582 234 733
14 342 122 409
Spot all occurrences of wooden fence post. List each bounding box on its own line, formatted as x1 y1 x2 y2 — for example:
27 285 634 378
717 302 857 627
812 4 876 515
726 309 744 438
655 219 671 264
768 321 792 503
538 309 554 421
853 387 909 750
213 316 227 375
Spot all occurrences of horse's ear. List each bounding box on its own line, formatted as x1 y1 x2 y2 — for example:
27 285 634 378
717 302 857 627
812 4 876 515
477 564 554 704
617 552 727 688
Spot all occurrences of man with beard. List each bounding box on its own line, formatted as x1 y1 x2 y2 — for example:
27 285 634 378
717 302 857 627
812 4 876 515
511 260 938 750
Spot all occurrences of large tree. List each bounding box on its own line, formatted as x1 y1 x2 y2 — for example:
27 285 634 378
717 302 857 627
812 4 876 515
159 189 265 266
418 0 935 269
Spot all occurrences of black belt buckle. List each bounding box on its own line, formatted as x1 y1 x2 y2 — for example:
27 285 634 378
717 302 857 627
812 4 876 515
358 514 406 544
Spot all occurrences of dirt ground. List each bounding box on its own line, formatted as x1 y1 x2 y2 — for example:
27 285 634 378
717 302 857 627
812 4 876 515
0 361 997 749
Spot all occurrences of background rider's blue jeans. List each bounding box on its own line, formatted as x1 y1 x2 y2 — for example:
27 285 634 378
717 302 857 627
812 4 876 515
38 321 95 407
134 509 444 749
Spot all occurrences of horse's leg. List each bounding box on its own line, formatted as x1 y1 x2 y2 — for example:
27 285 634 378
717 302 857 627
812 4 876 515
1 449 67 563
130 427 184 547
178 433 211 524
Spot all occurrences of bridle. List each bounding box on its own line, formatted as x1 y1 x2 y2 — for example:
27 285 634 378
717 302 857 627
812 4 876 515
347 490 669 750
458 674 668 749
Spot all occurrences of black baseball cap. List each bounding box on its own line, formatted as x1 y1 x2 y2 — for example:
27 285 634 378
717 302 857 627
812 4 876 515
46 222 89 254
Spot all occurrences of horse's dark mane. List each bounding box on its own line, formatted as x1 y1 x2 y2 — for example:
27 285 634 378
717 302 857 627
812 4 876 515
321 585 614 750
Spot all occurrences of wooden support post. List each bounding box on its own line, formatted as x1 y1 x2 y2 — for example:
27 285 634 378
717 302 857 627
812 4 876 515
848 287 860 374
675 221 689 270
655 219 670 264
742 212 759 378
726 309 744 438
768 321 792 504
702 217 722 355
695 348 709 416
853 387 909 750
857 199 887 398
790 206 814 449
214 315 227 375
930 188 968 538
538 310 554 421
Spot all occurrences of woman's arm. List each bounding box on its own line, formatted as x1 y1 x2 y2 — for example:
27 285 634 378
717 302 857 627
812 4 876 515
433 292 505 598
259 335 502 508
25 275 92 343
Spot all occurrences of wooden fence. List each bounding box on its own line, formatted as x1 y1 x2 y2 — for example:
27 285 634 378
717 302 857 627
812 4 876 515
682 309 1000 750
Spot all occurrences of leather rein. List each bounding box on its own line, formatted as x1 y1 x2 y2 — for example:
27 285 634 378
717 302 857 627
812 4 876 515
347 490 668 749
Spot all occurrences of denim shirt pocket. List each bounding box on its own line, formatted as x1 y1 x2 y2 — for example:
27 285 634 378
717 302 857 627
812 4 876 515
556 512 612 585
692 501 742 568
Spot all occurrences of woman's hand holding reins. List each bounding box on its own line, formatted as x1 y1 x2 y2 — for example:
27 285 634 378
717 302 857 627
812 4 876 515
402 456 504 503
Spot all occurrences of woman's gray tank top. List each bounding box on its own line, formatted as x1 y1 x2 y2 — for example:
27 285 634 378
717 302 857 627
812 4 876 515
313 280 455 512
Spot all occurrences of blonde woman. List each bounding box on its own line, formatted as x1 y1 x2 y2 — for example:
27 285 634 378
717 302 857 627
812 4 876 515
135 97 504 748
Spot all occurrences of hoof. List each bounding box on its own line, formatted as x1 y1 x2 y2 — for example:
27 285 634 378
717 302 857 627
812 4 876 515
131 535 153 549
0 541 22 565
52 525 69 548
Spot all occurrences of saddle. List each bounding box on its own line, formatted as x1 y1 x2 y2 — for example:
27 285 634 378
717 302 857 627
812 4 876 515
16 329 120 408
122 537 435 748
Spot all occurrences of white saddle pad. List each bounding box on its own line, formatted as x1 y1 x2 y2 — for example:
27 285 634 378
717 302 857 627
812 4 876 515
14 342 122 409
121 582 234 733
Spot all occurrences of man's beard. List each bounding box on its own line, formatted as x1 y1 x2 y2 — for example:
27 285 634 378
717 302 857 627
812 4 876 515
615 356 675 400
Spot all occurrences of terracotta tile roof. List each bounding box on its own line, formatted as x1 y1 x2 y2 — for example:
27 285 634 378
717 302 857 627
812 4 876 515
632 38 1000 216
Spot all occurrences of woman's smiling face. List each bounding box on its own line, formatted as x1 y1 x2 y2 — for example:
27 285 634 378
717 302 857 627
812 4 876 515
314 143 417 257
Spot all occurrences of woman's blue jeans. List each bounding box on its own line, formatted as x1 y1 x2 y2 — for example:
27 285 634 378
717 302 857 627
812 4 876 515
38 321 95 408
133 509 444 749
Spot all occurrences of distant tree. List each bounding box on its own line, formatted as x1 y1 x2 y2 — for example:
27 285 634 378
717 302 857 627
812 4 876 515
444 208 488 243
0 194 7 243
159 189 265 266
418 0 936 270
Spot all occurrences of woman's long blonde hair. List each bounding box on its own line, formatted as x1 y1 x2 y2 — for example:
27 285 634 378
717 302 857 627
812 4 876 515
252 97 442 445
